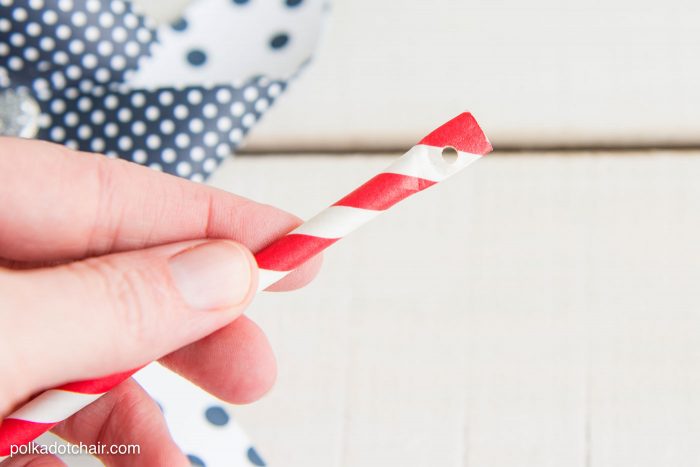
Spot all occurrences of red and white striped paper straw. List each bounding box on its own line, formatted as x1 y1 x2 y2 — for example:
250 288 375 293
0 112 491 458
255 112 492 290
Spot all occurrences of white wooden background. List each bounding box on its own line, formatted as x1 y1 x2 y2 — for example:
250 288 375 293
204 151 700 467
244 0 700 150
141 0 700 151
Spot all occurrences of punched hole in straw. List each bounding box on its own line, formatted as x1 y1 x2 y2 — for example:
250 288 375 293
441 146 459 164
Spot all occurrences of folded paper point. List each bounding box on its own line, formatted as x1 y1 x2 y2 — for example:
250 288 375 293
419 113 493 156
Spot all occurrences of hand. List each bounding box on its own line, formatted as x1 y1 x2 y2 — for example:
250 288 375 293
0 138 321 466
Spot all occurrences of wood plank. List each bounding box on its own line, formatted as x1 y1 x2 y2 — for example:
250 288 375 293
209 152 700 467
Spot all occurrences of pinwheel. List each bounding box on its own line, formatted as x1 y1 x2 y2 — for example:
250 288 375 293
0 0 327 180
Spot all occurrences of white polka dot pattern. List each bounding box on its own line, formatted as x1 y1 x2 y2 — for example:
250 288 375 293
0 0 317 184
0 0 154 91
36 78 286 179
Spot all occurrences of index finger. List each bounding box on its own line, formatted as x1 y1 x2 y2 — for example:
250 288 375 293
0 137 321 291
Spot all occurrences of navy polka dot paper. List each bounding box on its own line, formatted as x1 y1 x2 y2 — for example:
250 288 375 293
40 81 286 181
0 0 328 181
136 363 269 467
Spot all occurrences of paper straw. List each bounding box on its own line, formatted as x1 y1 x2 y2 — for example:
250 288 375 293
0 113 491 457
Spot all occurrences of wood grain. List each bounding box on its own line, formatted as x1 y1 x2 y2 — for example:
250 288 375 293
212 151 700 467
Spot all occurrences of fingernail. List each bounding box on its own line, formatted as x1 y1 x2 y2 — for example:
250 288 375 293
168 241 254 310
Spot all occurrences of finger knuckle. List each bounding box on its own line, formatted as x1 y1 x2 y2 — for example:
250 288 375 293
68 258 166 347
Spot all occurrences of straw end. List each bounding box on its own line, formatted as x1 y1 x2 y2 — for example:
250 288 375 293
419 113 493 156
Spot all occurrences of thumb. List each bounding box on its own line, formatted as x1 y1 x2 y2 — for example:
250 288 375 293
0 240 257 413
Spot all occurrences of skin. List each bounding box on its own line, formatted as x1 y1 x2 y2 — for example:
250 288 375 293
0 137 322 466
